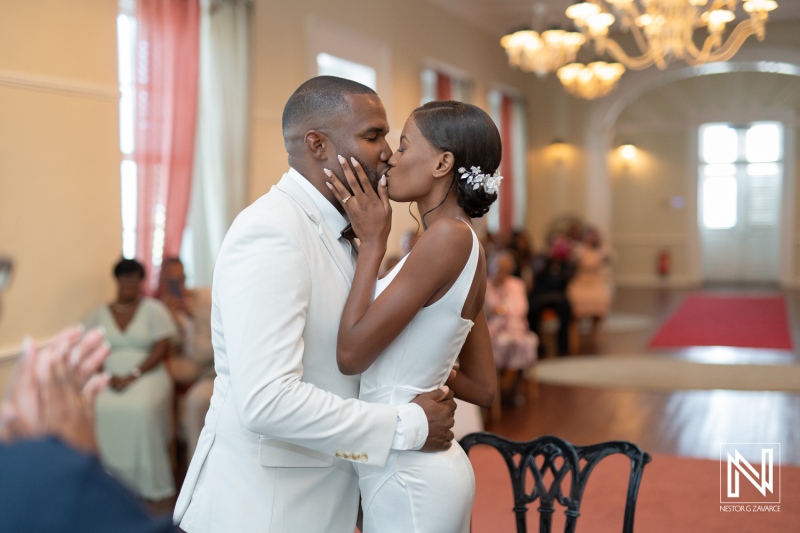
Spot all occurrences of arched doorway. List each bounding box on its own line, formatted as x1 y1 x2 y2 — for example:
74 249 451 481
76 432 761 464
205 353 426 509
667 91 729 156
584 46 800 287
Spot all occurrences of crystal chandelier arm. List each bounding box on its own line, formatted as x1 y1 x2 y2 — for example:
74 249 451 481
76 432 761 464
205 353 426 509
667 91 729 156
708 0 733 12
684 19 760 66
628 22 652 60
600 37 656 70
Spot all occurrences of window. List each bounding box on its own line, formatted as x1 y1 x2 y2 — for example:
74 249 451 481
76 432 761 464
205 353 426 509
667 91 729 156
699 122 783 230
117 0 137 259
420 67 471 104
702 175 738 229
317 53 376 90
487 90 527 233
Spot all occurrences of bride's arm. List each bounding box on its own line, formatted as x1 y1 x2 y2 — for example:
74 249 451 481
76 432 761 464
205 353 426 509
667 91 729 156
326 158 470 375
447 309 496 408
336 223 469 375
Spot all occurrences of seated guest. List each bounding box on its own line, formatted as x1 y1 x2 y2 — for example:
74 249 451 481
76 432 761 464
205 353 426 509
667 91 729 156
567 227 613 345
486 251 538 405
157 259 215 460
0 256 174 532
156 257 194 351
527 237 576 357
179 289 214 460
486 251 538 370
508 230 535 290
83 258 178 502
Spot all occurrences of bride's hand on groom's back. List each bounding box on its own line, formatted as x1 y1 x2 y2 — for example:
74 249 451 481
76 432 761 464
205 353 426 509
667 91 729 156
412 386 457 452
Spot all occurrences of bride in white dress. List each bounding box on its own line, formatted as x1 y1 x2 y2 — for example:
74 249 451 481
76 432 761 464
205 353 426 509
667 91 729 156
325 100 501 533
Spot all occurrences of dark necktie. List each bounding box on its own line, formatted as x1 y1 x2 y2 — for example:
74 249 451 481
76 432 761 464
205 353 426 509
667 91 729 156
340 224 359 260
340 224 357 242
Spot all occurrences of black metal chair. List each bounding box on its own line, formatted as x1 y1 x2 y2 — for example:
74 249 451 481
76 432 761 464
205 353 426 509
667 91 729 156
460 432 652 533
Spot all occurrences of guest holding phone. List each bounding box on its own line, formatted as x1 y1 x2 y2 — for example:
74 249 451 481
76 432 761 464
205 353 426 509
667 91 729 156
157 257 216 460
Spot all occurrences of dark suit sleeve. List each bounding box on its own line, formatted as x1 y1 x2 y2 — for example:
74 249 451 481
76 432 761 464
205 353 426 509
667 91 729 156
0 438 174 533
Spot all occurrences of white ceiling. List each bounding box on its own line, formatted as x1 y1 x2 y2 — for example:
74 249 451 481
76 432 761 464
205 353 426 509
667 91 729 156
426 0 800 40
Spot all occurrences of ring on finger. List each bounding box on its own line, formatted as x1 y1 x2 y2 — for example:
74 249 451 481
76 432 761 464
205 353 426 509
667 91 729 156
342 196 352 204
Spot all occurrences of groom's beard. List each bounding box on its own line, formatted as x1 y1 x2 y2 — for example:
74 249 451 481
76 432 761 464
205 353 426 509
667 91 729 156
342 155 387 193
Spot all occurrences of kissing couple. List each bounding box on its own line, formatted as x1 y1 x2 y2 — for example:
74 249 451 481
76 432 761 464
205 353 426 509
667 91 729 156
175 75 502 533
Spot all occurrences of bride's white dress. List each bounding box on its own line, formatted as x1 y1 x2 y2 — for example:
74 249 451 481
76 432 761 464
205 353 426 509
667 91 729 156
356 222 479 533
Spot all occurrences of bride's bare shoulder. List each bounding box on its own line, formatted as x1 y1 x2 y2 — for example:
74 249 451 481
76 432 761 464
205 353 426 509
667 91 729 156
410 218 473 263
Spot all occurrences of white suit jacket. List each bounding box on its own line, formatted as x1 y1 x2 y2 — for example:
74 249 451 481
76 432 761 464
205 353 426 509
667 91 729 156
174 172 398 533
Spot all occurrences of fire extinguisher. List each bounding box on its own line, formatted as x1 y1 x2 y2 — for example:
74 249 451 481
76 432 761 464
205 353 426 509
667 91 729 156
657 249 671 277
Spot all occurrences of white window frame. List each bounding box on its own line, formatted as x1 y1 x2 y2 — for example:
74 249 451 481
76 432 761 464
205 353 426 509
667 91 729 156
117 0 138 259
698 121 784 231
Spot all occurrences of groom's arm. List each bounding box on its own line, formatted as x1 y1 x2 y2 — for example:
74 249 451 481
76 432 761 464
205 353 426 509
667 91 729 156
216 218 422 467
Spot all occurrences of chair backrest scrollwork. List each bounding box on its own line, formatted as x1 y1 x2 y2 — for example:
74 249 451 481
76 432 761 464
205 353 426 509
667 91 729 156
460 432 652 533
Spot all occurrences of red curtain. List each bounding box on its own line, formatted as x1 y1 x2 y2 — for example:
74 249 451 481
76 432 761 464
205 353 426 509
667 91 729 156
498 94 514 234
436 71 453 101
134 0 200 293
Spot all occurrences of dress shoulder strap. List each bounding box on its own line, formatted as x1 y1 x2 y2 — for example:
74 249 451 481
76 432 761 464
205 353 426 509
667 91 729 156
440 219 480 305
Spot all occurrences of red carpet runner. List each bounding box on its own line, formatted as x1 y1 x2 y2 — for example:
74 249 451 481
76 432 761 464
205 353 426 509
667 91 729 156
470 446 799 532
648 293 793 350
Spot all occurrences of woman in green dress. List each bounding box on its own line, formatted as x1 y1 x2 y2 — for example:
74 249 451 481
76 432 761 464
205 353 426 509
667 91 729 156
84 259 177 502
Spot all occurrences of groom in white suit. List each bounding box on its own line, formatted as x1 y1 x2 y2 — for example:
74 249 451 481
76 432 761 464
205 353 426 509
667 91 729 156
174 76 457 532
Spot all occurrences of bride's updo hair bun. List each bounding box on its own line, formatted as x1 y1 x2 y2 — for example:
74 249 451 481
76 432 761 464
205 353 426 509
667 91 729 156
411 100 502 218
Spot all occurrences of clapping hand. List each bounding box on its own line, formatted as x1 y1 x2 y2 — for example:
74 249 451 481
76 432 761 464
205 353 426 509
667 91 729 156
0 326 110 453
325 155 391 249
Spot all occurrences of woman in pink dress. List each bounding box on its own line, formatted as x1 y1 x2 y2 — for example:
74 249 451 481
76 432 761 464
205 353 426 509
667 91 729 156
485 251 538 404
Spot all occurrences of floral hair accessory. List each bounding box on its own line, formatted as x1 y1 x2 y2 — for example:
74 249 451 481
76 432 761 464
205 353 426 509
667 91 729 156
458 166 503 195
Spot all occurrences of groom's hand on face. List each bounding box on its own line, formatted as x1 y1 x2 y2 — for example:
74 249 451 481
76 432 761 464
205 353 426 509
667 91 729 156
412 386 457 452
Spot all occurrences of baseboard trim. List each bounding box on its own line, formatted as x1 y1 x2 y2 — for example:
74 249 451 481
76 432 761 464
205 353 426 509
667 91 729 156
615 276 701 288
617 276 800 290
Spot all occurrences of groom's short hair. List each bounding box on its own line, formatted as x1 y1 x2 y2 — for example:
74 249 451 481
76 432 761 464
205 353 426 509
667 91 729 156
282 76 376 137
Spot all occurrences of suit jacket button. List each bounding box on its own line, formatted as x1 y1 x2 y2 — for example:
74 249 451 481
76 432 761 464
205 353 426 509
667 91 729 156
343 452 352 459
351 453 361 460
360 453 368 462
335 451 342 458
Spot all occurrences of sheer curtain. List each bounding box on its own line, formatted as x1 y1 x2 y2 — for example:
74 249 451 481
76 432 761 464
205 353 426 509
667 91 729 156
182 0 251 288
134 0 200 292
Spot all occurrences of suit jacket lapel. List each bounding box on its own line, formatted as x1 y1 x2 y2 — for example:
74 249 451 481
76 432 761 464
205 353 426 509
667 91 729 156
275 174 355 287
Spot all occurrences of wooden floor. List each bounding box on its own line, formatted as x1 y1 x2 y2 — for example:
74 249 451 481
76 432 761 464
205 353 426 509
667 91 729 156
163 285 799 522
486 285 800 466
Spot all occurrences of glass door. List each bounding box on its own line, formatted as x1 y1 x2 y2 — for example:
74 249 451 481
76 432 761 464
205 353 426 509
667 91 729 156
699 122 783 282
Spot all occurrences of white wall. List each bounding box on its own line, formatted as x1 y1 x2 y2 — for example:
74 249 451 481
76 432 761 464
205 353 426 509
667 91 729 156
0 0 121 348
0 0 529 349
523 21 800 288
4 0 797 354
248 0 528 257
611 70 800 286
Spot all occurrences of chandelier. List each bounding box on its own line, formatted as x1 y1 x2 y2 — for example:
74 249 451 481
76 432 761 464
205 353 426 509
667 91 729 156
557 61 626 99
500 28 586 76
566 0 779 70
